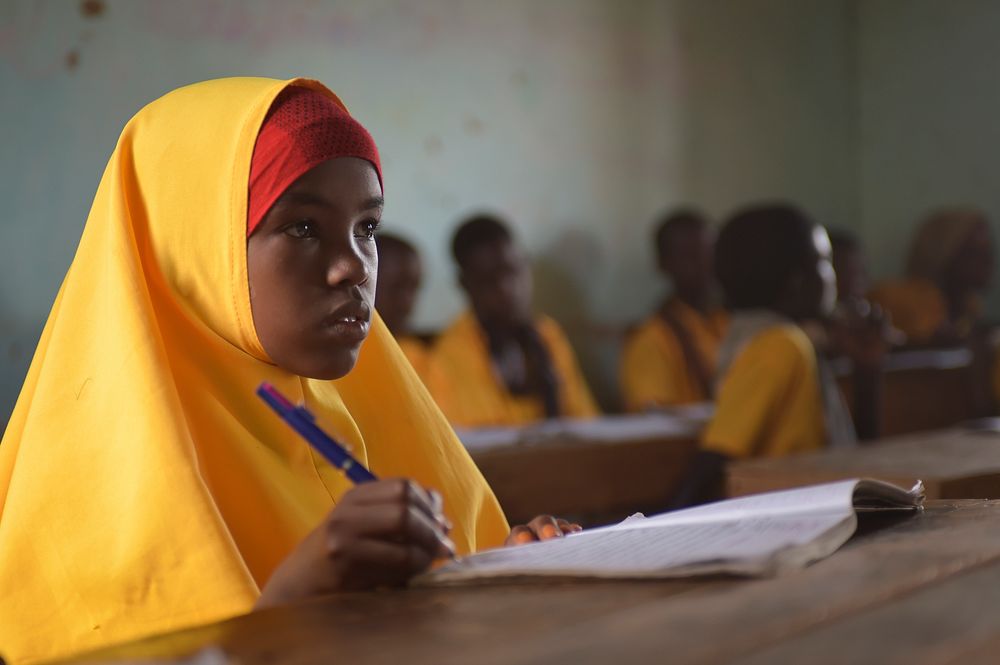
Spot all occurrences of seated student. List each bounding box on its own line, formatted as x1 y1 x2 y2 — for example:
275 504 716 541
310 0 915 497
374 232 431 377
672 204 858 507
820 228 891 440
427 214 599 427
619 209 727 411
0 79 578 664
870 208 994 346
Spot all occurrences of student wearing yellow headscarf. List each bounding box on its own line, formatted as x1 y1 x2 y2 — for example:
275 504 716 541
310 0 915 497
870 208 994 346
0 78 576 664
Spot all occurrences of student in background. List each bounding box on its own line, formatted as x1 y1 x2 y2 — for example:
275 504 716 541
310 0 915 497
0 79 575 663
870 208 994 346
673 204 858 507
427 214 599 427
822 228 891 440
619 209 727 411
374 233 431 377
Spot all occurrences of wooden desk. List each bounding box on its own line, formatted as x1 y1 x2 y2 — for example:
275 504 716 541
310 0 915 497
727 428 1000 499
836 348 977 436
461 415 701 526
62 500 1000 665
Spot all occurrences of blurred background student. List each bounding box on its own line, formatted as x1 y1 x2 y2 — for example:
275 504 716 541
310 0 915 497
427 214 598 428
673 204 865 506
374 233 431 378
870 209 995 347
619 209 727 412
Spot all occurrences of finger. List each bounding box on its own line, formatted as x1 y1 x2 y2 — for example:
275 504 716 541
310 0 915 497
334 501 455 558
505 525 538 546
527 514 564 540
428 488 454 531
349 479 447 529
556 518 583 534
328 537 436 590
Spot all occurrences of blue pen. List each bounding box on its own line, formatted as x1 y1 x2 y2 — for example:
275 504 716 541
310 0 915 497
257 382 378 484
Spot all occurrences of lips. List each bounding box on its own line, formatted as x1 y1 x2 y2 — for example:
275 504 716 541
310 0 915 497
322 301 372 344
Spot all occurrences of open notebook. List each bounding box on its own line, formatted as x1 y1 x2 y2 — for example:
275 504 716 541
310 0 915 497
419 479 924 584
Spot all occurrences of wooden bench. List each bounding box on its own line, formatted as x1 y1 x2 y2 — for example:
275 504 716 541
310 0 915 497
59 500 1000 665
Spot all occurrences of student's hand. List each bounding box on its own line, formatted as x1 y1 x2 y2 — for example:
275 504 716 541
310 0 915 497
831 299 891 370
504 515 582 546
256 479 454 608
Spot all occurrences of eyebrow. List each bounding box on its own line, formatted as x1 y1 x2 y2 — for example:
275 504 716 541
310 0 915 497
275 192 384 212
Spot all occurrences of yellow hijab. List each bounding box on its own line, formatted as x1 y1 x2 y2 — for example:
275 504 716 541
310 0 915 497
0 77 508 664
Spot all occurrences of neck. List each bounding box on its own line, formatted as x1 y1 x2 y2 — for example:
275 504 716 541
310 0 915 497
671 289 709 313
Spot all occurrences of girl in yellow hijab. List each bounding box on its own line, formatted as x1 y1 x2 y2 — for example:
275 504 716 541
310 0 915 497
870 208 994 345
0 78 575 664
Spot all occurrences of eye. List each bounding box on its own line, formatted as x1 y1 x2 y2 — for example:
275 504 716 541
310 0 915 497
283 220 317 239
356 218 380 240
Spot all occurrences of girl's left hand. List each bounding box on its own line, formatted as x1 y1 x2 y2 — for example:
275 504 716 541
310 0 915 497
504 514 582 546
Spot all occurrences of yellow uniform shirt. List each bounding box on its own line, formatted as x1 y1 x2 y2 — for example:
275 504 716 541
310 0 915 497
397 335 431 381
619 301 727 411
869 278 948 345
427 311 599 427
703 325 825 459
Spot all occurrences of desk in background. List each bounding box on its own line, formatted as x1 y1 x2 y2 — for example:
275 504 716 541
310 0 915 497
460 412 705 526
62 500 1000 665
836 347 977 436
727 428 1000 499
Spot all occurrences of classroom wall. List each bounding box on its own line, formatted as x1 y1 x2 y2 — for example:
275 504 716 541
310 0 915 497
0 0 858 418
855 0 1000 315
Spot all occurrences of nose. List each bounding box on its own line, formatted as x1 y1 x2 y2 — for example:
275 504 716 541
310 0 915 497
325 238 371 289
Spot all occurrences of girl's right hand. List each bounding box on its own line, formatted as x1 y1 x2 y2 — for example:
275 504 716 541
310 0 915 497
256 478 454 608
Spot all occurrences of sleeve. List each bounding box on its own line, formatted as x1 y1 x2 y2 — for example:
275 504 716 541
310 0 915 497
702 329 810 459
619 325 684 411
540 318 601 418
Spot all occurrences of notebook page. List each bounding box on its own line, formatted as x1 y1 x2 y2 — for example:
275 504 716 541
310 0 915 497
587 479 863 536
425 509 854 582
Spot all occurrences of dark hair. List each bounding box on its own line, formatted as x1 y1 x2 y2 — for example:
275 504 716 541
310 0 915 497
654 208 707 262
375 231 418 257
715 203 817 309
451 213 513 268
827 228 860 254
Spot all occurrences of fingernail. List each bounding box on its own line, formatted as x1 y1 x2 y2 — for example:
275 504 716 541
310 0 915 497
515 531 535 545
541 524 561 539
440 534 456 556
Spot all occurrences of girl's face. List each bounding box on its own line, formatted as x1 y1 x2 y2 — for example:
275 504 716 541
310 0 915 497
248 157 383 380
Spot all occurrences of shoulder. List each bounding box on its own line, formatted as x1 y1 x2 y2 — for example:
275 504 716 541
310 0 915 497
432 312 481 358
736 324 815 373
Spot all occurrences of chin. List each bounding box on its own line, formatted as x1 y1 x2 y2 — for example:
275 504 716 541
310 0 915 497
300 350 361 381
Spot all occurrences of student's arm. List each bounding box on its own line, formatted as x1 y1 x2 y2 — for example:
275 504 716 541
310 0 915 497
256 479 453 607
669 450 730 509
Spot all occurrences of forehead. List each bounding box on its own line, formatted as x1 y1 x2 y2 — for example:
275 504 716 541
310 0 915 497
464 237 523 272
280 157 382 203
